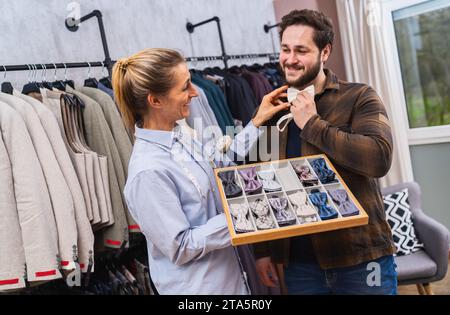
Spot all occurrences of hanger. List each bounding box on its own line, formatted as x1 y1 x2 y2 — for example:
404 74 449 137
62 63 75 89
84 62 99 88
22 64 42 94
99 62 112 89
1 66 14 94
41 64 54 90
51 63 66 91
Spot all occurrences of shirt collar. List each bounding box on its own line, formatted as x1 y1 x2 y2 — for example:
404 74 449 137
134 123 192 149
322 68 340 92
135 125 177 149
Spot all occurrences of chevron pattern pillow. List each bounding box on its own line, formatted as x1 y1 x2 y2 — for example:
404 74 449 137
383 188 424 256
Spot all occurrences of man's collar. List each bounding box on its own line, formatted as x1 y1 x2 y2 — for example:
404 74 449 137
322 68 340 92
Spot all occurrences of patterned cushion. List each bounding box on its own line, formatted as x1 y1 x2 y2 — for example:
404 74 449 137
383 188 424 256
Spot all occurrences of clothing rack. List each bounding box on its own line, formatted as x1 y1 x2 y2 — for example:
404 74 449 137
65 10 114 77
264 23 280 33
0 62 108 73
186 16 228 68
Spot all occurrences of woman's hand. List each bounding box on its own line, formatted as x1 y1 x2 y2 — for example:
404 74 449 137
252 85 290 128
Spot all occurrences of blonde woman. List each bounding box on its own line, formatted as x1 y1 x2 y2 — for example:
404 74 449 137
113 48 288 294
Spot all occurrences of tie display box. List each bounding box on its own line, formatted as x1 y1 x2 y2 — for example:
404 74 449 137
214 154 369 246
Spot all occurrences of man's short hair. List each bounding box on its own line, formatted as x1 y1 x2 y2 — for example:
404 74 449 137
279 9 334 51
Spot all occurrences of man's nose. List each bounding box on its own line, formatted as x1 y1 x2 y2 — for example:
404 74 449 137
285 52 299 65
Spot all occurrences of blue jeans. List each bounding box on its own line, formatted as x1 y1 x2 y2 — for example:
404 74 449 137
284 255 398 295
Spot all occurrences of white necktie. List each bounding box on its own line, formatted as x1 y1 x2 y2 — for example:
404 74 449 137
276 85 315 132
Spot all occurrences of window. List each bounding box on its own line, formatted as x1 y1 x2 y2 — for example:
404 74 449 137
393 0 450 129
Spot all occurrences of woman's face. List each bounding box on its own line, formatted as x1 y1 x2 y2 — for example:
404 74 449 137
159 62 199 123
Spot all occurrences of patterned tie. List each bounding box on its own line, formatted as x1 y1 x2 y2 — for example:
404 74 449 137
229 203 255 233
329 189 360 217
249 198 276 230
292 163 319 187
268 196 297 226
309 189 339 220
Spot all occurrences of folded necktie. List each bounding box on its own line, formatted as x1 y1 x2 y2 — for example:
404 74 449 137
292 163 319 187
249 198 276 230
218 170 242 198
268 196 297 226
229 203 255 233
328 189 359 217
288 191 318 223
257 170 282 192
276 85 315 132
310 158 337 184
239 167 263 195
309 189 339 221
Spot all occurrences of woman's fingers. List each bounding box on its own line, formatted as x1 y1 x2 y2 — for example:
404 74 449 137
269 85 289 99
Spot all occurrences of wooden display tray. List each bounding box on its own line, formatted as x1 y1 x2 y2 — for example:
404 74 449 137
214 154 369 246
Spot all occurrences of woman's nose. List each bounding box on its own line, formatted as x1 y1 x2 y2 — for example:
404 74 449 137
190 85 199 98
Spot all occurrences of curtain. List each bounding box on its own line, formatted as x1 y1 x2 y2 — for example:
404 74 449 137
335 0 414 188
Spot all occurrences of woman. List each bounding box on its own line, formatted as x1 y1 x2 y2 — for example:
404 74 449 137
113 48 289 295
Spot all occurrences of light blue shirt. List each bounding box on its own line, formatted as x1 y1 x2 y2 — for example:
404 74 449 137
124 121 262 295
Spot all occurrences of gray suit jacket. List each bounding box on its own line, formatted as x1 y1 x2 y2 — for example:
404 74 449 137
18 92 95 272
66 86 129 249
77 87 139 232
0 100 61 282
0 92 78 270
0 131 27 291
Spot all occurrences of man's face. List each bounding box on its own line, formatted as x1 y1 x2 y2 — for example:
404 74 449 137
280 24 323 89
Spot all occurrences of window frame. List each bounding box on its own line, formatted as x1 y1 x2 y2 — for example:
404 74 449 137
383 0 450 146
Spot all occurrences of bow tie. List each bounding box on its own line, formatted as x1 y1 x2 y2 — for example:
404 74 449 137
239 167 263 195
218 170 242 198
292 163 319 187
229 203 255 233
288 191 318 220
276 85 315 132
268 196 297 226
249 198 276 230
310 158 337 184
329 189 360 217
257 170 282 192
309 189 339 221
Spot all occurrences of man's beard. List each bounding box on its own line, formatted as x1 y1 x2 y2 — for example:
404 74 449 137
281 53 321 89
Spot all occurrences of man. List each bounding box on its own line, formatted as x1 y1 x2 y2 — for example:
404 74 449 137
254 9 397 295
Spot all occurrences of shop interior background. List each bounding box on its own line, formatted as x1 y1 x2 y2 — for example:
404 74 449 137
0 0 449 240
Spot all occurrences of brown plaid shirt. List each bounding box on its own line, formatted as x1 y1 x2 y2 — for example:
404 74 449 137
253 69 396 270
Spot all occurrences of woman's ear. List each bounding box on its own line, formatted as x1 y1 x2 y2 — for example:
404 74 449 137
147 94 163 109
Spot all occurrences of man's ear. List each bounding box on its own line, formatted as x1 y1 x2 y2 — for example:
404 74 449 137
147 94 163 109
321 44 332 64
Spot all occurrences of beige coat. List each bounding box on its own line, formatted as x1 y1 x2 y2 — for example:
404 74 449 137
19 92 94 272
0 100 61 282
0 92 78 270
0 131 26 291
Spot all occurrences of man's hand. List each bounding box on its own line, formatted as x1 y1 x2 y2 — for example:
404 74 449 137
290 90 318 129
252 85 290 128
255 257 279 288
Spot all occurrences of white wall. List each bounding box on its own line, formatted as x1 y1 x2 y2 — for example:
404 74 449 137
0 0 279 86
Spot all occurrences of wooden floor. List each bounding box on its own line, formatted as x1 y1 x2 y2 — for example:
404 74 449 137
398 258 450 295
